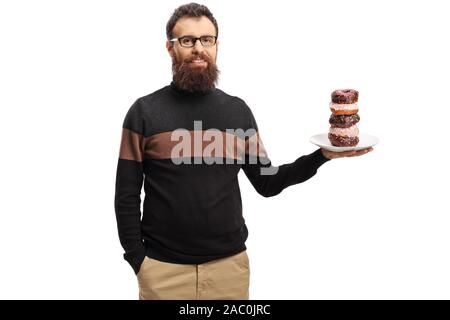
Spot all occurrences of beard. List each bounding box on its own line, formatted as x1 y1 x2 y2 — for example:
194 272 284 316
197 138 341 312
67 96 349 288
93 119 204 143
171 52 220 93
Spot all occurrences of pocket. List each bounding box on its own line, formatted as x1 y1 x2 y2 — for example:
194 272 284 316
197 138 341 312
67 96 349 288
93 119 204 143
242 251 250 269
137 256 150 277
233 250 249 269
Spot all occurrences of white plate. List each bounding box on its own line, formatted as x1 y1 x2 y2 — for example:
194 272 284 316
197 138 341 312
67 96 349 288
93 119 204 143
309 133 379 152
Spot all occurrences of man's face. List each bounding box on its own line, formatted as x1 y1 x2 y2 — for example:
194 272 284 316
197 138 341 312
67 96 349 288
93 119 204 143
166 16 219 92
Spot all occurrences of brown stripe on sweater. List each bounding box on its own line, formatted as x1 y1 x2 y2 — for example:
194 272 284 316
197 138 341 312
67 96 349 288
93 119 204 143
142 130 267 160
119 128 144 162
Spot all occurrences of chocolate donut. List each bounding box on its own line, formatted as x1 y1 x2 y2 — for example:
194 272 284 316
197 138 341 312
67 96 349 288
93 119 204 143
329 114 360 128
328 133 359 147
331 89 359 104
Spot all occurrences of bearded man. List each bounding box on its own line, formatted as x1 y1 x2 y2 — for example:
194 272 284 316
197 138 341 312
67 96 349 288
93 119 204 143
114 2 372 300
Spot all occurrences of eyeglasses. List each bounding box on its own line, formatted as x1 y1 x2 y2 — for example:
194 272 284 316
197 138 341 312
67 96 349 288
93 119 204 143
169 35 217 48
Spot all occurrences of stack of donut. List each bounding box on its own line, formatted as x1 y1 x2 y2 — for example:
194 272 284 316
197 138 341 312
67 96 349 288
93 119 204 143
328 89 360 147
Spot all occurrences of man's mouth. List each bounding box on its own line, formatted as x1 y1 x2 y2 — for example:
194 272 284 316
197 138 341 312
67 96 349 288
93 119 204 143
190 57 207 67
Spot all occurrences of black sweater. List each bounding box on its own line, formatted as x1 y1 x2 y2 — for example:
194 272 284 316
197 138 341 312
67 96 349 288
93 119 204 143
114 81 330 274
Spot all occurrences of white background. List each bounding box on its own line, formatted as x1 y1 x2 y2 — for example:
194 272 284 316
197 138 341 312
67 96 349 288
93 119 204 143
1 0 449 299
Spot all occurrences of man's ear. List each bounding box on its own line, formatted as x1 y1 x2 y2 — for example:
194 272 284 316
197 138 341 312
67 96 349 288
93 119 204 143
166 40 173 56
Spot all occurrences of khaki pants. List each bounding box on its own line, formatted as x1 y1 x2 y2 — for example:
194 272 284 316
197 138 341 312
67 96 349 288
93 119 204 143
137 250 250 300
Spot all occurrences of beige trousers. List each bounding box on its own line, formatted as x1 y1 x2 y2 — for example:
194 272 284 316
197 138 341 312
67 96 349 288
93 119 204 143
137 250 250 300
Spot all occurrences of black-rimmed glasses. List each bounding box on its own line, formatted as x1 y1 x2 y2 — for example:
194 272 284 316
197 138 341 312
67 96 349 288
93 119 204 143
169 35 217 48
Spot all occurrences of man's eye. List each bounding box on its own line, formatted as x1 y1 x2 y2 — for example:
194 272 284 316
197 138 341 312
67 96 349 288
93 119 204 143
181 38 194 45
201 36 214 44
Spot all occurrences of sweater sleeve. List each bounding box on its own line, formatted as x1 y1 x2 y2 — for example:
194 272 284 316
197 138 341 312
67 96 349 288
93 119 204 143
114 98 146 274
241 104 330 198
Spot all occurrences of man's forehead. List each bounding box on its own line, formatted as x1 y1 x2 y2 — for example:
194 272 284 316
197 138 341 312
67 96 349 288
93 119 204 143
172 16 216 37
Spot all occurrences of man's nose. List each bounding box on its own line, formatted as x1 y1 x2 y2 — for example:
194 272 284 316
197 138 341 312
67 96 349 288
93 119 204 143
192 39 204 53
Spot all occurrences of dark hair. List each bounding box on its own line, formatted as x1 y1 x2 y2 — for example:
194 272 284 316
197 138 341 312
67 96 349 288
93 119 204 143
166 3 219 40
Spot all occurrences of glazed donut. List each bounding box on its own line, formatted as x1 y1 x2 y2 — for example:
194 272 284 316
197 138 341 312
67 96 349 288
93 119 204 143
329 101 358 115
331 89 359 104
329 114 360 128
328 133 359 147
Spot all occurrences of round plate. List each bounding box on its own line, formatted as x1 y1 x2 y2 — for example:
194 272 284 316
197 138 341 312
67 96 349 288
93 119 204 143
309 133 379 152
